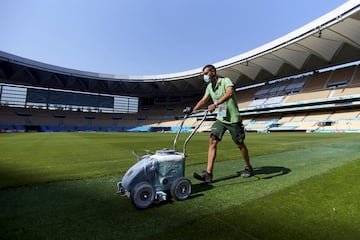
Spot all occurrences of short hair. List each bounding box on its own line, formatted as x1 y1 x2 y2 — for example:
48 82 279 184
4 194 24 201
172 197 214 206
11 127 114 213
202 64 216 73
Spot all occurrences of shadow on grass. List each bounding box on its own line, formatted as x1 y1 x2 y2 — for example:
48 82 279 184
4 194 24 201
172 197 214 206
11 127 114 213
253 165 291 179
156 166 292 207
212 165 291 183
143 183 214 209
191 182 214 195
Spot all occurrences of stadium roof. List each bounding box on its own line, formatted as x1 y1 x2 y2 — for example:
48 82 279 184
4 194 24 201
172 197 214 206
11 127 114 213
0 1 360 98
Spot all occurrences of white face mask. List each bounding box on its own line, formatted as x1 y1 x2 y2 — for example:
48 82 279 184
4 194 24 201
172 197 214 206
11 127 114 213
203 75 211 83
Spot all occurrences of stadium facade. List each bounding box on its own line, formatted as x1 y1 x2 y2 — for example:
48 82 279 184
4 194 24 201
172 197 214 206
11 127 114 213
1 1 360 133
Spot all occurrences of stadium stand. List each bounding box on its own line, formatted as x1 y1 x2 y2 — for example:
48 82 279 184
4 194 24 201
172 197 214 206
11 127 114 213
326 65 354 88
302 71 331 92
0 63 360 132
1 63 360 133
234 64 360 133
351 66 360 85
1 1 360 133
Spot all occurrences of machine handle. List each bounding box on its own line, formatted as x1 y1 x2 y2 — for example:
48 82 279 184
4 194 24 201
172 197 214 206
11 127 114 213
173 109 208 151
182 110 209 155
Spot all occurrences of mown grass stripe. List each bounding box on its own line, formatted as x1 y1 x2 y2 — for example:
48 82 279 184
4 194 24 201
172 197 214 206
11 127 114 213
0 132 359 239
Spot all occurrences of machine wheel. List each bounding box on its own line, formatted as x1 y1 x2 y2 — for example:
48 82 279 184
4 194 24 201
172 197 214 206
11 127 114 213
170 177 192 201
131 182 156 209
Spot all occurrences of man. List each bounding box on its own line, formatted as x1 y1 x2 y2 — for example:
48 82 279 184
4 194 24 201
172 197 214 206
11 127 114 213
188 64 253 183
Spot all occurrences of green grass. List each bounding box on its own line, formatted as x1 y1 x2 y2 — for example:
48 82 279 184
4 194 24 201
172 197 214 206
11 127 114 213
0 132 357 187
0 132 360 239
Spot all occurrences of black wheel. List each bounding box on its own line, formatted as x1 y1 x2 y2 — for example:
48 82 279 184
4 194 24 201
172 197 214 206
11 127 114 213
170 177 192 201
131 182 155 209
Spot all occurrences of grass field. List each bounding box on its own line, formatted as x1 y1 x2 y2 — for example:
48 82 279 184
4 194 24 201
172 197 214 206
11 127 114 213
0 132 360 239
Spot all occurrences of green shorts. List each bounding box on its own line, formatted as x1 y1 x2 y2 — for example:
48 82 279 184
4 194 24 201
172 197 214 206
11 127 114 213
210 120 246 145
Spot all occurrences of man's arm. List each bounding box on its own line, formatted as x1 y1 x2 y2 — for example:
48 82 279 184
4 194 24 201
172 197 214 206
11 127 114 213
216 86 233 105
208 86 234 112
193 95 210 111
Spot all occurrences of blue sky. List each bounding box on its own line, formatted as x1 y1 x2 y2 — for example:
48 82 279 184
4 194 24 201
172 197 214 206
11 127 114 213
0 0 348 75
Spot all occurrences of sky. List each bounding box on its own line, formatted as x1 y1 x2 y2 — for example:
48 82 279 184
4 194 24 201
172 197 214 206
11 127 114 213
0 0 349 76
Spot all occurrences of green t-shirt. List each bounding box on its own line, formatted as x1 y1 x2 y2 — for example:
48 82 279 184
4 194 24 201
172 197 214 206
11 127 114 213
205 77 241 124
